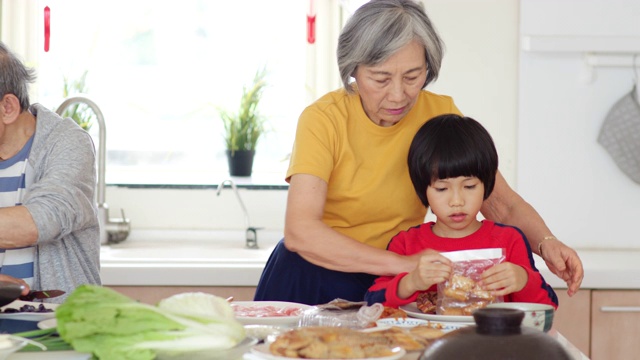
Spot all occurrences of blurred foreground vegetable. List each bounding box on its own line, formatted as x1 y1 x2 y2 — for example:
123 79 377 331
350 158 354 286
55 285 245 360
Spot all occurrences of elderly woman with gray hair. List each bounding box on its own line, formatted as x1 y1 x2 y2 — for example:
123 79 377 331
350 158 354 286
254 0 583 305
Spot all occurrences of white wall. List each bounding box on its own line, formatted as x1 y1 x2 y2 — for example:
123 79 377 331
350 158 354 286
426 0 520 185
517 0 640 249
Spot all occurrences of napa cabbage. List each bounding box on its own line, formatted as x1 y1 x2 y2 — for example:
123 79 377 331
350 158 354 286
55 285 245 360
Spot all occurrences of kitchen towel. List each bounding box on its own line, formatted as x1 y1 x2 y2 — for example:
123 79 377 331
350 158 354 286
597 85 640 184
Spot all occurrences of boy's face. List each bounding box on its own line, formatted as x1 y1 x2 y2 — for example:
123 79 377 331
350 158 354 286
427 176 484 238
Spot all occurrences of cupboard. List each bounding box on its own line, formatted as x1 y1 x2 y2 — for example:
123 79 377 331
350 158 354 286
553 289 640 360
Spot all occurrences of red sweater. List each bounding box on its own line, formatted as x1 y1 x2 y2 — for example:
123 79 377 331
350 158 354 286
365 220 558 309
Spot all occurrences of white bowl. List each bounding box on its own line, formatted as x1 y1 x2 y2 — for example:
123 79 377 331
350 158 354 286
0 335 28 360
486 302 554 332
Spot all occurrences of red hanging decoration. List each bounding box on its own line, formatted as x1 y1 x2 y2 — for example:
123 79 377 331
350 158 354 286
307 0 315 44
44 6 51 52
307 15 316 44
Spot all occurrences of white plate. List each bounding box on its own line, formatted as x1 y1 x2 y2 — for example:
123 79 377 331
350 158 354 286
156 337 258 360
0 300 58 321
231 301 313 326
375 317 472 333
250 343 406 360
400 302 474 322
37 318 57 330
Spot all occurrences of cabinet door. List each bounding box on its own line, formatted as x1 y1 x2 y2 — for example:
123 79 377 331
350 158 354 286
553 290 590 357
591 290 640 360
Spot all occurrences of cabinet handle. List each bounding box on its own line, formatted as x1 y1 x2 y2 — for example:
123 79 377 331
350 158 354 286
600 306 640 312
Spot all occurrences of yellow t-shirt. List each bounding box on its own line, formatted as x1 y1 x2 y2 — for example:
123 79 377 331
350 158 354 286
287 88 461 249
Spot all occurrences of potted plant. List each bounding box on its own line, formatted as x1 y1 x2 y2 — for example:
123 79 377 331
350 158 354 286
58 70 95 131
219 67 268 176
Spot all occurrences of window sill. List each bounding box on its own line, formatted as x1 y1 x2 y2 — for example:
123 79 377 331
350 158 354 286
106 167 289 190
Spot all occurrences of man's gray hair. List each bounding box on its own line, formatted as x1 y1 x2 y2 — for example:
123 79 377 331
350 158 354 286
0 42 36 111
337 0 444 92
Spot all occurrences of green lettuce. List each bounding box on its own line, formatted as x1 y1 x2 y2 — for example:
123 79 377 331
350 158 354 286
55 285 245 360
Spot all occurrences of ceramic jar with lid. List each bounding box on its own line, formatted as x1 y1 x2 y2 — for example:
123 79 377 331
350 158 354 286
420 308 572 360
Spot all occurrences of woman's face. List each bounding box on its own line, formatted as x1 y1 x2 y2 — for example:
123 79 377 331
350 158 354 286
353 40 427 127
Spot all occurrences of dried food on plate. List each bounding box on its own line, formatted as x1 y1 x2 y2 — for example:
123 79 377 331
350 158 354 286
269 326 398 358
416 291 437 314
379 306 408 320
409 325 446 340
316 298 367 310
365 326 427 351
268 324 447 358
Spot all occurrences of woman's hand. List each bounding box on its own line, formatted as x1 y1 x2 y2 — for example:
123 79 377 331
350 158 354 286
0 275 29 296
399 249 452 298
478 262 527 297
540 238 584 296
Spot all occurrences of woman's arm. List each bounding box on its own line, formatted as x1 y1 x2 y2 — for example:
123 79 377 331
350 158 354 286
480 171 584 296
284 174 416 276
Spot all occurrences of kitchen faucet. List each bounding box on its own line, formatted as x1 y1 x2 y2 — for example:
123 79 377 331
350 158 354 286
216 179 259 249
56 95 131 245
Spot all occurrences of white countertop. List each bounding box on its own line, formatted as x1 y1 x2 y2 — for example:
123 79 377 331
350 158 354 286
99 231 640 290
535 249 640 289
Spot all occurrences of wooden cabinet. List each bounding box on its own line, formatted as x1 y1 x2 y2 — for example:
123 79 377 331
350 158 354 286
553 289 640 360
591 290 640 360
107 286 257 304
553 290 591 357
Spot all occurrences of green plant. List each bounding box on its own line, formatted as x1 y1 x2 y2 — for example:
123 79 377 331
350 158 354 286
60 70 94 131
219 67 268 154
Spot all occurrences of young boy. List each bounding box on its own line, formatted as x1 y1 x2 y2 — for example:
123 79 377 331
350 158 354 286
365 114 557 309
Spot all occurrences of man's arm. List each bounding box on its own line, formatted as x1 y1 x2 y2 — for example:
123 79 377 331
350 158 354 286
0 206 38 248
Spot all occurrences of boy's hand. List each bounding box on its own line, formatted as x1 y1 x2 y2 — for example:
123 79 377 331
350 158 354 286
478 262 528 296
399 249 452 298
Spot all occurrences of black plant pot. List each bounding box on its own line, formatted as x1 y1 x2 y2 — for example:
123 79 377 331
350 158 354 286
226 149 255 177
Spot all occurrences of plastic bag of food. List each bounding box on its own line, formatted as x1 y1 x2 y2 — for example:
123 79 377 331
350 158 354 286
298 299 383 329
436 248 505 316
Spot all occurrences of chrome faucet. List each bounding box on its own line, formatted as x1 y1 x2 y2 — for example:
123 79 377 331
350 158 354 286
216 179 259 249
56 95 131 245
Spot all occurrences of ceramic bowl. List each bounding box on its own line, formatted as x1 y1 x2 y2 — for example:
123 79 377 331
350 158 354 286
376 317 431 328
486 302 554 332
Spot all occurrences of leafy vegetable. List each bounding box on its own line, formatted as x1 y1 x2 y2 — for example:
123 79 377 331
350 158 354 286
14 328 72 352
55 285 245 360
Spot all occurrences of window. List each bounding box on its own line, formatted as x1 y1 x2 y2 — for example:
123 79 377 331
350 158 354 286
7 0 343 186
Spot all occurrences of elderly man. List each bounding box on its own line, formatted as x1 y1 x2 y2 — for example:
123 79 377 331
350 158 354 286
0 41 101 303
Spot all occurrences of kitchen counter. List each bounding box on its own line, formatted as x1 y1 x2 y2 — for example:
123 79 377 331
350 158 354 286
99 231 640 289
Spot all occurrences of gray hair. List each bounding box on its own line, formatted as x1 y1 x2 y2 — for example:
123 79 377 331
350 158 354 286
0 42 36 111
337 0 444 92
